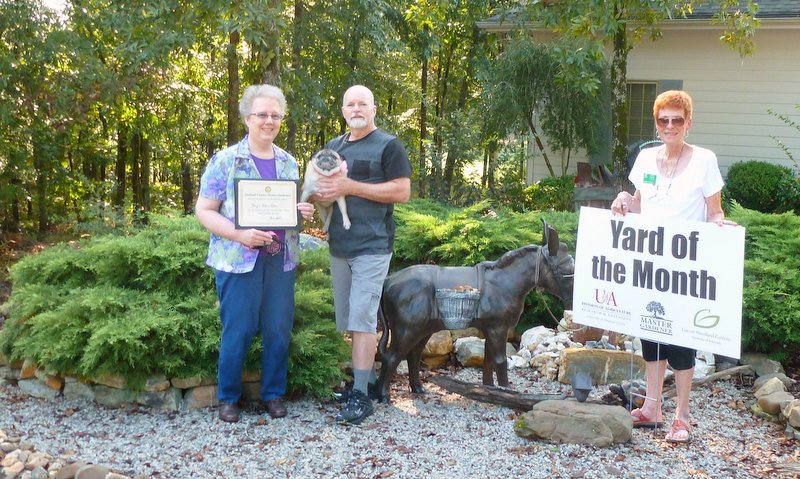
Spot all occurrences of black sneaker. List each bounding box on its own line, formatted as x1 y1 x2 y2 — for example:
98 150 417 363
332 383 379 403
335 389 374 425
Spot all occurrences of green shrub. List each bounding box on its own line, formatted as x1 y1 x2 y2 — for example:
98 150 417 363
3 201 795 383
0 215 346 397
522 175 576 212
393 199 577 332
729 205 800 361
725 161 800 214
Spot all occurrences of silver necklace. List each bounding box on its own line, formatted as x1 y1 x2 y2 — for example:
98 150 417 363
656 142 685 199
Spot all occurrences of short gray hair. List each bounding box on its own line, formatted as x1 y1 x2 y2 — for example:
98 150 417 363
239 84 286 121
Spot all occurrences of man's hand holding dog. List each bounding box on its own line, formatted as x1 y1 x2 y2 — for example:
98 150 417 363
315 173 350 203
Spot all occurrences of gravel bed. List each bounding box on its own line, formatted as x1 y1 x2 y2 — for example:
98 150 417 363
2 367 798 479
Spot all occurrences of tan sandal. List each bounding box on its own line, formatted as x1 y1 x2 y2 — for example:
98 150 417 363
631 408 664 428
665 419 692 444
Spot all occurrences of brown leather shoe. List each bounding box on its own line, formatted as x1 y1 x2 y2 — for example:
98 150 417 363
266 398 287 418
218 402 240 423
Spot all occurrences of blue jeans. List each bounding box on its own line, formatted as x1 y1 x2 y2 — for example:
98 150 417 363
215 254 295 403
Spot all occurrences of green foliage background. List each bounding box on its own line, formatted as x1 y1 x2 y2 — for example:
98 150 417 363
0 214 347 396
1 202 798 394
731 206 800 361
725 161 800 214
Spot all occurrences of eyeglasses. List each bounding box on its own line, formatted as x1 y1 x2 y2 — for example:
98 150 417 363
656 117 685 127
249 112 284 122
343 101 372 110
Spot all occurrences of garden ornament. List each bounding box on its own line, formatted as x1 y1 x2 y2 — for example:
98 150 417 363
375 219 574 403
571 370 593 403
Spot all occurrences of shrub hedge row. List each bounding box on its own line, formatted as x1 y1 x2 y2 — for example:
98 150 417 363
0 214 347 396
0 200 797 396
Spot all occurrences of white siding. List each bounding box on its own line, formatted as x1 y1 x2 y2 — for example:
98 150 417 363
525 25 800 182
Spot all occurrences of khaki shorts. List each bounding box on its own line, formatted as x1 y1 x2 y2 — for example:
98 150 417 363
330 253 392 333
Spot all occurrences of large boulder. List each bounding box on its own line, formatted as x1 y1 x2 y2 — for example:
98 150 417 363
423 330 454 357
515 400 632 447
454 337 516 368
753 373 796 392
758 391 796 416
558 348 645 385
754 377 786 399
740 352 785 376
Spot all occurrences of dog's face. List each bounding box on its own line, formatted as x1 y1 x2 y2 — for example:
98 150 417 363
311 149 344 177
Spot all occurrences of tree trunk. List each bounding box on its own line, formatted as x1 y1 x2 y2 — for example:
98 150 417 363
437 46 455 196
140 133 151 212
483 138 498 192
611 3 630 191
181 156 193 215
286 0 305 154
345 15 362 79
131 130 142 208
260 0 282 86
489 147 499 193
482 145 489 189
428 376 566 410
227 30 241 146
4 155 22 232
114 123 128 207
32 131 54 233
458 25 481 110
526 115 555 177
419 54 428 198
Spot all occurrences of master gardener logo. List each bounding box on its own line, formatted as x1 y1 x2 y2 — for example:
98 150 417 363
639 300 673 336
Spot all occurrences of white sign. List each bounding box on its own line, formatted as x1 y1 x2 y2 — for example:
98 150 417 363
573 207 745 358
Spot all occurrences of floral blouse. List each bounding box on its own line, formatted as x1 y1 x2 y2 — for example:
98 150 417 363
199 136 301 273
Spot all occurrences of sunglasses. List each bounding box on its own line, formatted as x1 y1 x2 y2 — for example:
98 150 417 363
656 117 685 127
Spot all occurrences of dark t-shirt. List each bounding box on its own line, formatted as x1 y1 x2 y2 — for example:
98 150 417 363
325 129 412 258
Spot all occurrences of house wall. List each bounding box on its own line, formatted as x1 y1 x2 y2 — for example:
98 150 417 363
525 25 800 183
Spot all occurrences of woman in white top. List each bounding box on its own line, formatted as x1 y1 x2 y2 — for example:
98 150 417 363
611 90 737 444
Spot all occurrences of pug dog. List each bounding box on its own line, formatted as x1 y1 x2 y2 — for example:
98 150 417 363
300 148 351 231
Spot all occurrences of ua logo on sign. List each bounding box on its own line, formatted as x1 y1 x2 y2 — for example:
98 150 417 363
594 289 618 306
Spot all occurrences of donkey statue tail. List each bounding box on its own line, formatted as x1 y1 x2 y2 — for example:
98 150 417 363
378 293 390 356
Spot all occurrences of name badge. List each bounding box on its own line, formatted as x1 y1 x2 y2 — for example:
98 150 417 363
643 173 657 185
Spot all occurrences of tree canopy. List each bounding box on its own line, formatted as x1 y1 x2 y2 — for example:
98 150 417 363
0 0 763 232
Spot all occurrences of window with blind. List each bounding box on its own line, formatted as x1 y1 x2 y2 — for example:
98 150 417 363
626 82 658 146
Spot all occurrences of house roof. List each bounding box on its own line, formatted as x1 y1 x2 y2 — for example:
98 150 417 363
477 1 800 32
690 0 799 19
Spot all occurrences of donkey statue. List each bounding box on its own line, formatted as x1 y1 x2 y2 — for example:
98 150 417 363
376 219 574 403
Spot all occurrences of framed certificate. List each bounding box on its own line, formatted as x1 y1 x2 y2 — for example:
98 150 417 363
234 179 301 229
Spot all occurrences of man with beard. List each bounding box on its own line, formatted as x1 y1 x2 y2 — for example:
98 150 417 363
313 85 412 424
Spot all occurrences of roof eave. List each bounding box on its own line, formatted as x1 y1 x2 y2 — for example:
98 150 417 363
477 17 800 34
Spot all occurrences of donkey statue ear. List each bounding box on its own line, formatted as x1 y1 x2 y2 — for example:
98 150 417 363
541 218 560 257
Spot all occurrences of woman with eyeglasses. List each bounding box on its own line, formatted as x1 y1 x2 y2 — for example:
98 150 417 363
195 84 315 423
611 90 737 444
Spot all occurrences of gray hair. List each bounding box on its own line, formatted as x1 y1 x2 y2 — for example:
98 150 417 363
239 84 286 122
